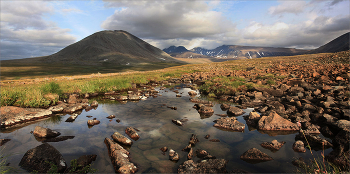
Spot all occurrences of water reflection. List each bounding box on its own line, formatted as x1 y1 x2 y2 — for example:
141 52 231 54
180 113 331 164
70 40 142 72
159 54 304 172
0 85 332 173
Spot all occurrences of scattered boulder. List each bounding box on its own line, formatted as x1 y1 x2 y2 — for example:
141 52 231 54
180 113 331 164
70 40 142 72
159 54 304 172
33 126 61 138
244 111 261 127
204 134 210 139
67 94 78 104
178 159 228 173
189 134 199 145
125 127 140 141
169 149 179 161
213 117 245 132
240 148 273 163
87 120 100 126
107 115 116 119
260 139 286 152
227 106 245 116
172 119 183 126
258 111 299 131
160 147 168 152
187 148 193 160
293 140 306 153
65 114 78 122
104 138 137 173
196 149 216 159
19 143 67 173
220 103 230 111
188 91 197 96
111 132 133 146
198 106 214 114
90 100 98 107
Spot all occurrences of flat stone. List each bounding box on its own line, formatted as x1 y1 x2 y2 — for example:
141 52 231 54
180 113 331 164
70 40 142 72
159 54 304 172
213 117 245 132
33 126 61 138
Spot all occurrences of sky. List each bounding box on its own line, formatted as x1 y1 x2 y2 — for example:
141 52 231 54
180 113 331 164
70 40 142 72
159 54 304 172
0 0 349 60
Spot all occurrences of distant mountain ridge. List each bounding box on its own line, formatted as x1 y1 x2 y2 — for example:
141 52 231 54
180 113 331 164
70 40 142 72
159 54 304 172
42 30 182 65
163 32 349 59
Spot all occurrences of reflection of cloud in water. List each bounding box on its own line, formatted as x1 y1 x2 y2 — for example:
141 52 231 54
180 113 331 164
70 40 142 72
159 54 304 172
148 129 163 139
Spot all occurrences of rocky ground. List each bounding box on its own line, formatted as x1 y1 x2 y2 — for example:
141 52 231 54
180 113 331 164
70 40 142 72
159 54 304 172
1 51 349 173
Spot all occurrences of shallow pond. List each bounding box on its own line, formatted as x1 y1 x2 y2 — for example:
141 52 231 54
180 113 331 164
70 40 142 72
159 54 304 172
1 84 332 173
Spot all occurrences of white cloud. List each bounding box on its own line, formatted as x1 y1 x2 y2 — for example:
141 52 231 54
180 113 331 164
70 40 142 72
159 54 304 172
101 1 235 40
0 1 76 60
269 1 308 16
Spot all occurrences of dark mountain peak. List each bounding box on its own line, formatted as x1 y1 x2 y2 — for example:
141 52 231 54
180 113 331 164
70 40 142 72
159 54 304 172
43 30 181 65
163 46 188 53
308 32 349 54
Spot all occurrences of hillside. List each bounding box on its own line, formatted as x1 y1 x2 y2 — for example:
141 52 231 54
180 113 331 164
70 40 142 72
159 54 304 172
2 30 183 66
307 32 349 54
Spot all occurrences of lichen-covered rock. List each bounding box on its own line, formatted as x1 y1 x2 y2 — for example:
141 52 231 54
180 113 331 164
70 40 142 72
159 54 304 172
111 131 133 146
169 149 179 161
19 143 67 173
227 106 245 116
213 117 245 132
260 139 286 152
125 127 140 141
258 111 299 131
240 148 273 163
178 159 228 173
104 137 137 173
33 126 61 138
293 140 306 153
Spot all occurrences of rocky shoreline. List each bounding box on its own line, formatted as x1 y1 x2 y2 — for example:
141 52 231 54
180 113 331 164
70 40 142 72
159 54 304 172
1 51 349 172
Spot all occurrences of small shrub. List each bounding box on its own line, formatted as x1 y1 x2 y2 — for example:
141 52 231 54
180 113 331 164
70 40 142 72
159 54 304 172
266 79 276 85
41 82 62 96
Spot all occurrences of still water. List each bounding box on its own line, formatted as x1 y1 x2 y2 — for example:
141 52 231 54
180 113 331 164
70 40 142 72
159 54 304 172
1 84 331 173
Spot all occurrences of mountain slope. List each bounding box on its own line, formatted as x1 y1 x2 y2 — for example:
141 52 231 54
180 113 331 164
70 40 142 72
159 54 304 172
43 30 181 65
308 32 349 54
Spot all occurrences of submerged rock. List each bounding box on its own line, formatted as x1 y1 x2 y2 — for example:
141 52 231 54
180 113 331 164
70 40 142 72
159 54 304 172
240 148 273 163
160 147 168 152
64 154 97 173
213 117 245 132
42 136 75 143
178 159 228 173
33 126 61 138
260 139 286 152
19 143 67 173
0 139 11 146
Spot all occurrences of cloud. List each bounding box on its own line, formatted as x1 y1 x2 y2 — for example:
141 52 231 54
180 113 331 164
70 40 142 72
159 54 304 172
101 1 235 40
330 0 346 6
61 8 84 14
269 1 308 16
0 1 76 60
